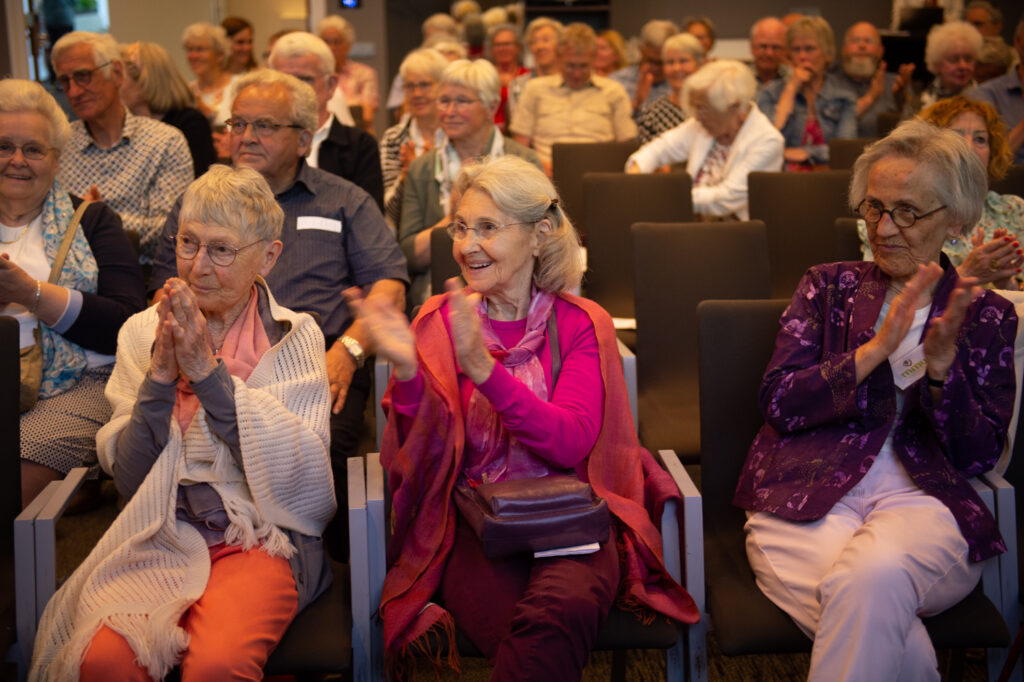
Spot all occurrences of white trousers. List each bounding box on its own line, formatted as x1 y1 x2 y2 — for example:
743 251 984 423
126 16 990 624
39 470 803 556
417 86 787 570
745 450 985 682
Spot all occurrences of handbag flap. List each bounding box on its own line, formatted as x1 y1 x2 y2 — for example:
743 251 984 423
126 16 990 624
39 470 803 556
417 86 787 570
476 475 595 516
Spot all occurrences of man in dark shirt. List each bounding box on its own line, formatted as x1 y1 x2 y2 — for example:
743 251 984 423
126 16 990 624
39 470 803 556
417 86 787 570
150 70 408 557
268 31 384 209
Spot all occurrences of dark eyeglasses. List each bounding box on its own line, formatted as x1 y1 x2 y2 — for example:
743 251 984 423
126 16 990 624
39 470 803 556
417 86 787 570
224 118 304 137
856 200 947 229
55 62 112 92
0 141 56 160
172 234 264 266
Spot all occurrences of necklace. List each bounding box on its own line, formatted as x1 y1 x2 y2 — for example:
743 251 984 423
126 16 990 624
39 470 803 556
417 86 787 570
0 224 30 244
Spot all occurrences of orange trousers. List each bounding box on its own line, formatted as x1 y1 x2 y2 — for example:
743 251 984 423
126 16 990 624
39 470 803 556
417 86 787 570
80 543 298 682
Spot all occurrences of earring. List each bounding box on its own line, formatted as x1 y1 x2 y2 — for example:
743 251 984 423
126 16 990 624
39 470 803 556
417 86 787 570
948 236 959 245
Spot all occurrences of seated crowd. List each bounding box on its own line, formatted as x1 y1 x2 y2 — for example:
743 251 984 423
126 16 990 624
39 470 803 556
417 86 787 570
6 1 1024 679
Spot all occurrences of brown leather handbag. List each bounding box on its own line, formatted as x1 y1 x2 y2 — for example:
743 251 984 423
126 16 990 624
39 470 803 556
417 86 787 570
454 475 610 559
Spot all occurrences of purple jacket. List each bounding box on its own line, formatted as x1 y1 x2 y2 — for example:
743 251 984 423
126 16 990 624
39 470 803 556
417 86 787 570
733 260 1017 562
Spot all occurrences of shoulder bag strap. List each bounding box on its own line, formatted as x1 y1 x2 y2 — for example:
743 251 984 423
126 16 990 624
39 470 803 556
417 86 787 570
47 200 91 284
546 307 560 388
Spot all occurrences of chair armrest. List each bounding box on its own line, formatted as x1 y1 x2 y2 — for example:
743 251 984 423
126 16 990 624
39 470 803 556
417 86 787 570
617 338 638 433
374 357 391 451
365 453 387 679
32 467 89 616
980 471 1020 634
347 456 371 681
656 449 705 615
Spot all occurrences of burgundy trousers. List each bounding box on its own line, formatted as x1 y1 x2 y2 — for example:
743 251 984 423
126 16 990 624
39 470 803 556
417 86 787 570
441 514 620 681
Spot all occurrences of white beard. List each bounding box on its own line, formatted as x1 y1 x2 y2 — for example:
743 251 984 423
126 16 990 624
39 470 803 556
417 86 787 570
843 54 878 80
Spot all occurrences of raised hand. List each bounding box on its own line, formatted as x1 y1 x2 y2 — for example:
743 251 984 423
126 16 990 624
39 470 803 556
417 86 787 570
958 227 1021 288
344 287 418 381
923 275 979 383
163 278 218 383
445 278 494 384
149 295 180 384
0 253 37 307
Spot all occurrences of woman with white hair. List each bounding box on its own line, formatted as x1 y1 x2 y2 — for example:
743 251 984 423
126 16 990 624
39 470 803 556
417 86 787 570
0 79 145 507
506 17 563 127
318 15 379 130
380 48 449 228
400 59 542 309
758 16 857 169
627 60 784 220
738 119 1014 680
636 32 705 143
31 165 336 680
918 21 983 109
361 155 698 679
182 22 237 130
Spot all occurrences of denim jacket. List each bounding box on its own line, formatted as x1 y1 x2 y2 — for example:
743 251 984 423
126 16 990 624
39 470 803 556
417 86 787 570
757 72 858 165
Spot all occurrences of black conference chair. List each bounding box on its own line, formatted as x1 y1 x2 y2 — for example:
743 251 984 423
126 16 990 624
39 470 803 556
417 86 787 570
582 172 693 326
1 317 21 680
429 226 463 296
834 217 865 261
992 165 1024 200
693 299 1012 680
631 222 771 464
827 137 878 170
748 170 853 299
551 140 641 239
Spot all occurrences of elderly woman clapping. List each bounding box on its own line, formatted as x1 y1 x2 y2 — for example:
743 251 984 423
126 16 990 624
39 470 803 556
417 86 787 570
357 156 697 680
400 58 542 308
918 21 983 110
31 166 336 680
627 60 784 220
737 120 1016 680
0 79 144 506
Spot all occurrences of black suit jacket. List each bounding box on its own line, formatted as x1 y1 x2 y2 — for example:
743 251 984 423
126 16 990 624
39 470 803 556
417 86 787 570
316 117 384 210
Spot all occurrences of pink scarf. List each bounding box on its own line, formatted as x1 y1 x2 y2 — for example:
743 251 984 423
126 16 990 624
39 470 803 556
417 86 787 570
173 287 270 434
463 288 555 483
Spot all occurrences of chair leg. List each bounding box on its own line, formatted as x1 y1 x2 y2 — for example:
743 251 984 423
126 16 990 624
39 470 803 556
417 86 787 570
610 649 627 682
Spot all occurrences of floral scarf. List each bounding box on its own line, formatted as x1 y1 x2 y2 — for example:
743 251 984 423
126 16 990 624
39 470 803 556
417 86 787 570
433 126 505 213
38 181 98 397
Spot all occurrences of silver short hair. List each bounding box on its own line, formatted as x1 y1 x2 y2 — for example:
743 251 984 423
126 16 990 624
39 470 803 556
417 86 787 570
180 165 284 243
269 31 336 76
524 17 564 45
925 21 983 74
662 33 705 62
454 156 583 293
232 70 318 131
441 59 501 109
682 60 756 116
0 78 72 150
51 31 121 80
317 15 356 45
182 22 231 58
399 48 450 82
849 118 987 234
640 19 680 50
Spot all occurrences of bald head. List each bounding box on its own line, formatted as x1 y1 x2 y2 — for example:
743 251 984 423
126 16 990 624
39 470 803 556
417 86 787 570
750 17 787 82
842 21 883 81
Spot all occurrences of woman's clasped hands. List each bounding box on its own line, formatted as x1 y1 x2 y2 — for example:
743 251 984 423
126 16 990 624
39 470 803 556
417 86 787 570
150 278 218 385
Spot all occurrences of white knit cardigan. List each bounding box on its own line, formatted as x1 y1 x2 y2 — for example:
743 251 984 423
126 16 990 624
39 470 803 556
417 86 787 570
30 280 336 681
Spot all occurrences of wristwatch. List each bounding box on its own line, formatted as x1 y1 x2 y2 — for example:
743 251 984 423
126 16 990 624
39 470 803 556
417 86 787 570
339 335 365 369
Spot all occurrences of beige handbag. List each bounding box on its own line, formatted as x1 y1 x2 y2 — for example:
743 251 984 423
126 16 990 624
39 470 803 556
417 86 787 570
19 201 92 412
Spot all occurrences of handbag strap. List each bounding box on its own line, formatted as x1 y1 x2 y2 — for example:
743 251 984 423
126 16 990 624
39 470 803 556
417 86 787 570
546 307 560 387
47 200 91 285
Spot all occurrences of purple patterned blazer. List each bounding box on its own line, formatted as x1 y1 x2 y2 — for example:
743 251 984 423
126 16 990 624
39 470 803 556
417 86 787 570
733 259 1017 562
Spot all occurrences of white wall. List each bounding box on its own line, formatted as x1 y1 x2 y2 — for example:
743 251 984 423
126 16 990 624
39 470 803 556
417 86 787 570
107 0 218 79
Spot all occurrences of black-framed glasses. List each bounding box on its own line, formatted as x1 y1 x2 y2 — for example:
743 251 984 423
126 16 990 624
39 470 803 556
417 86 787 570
55 62 111 92
0 141 56 160
224 118 304 137
171 234 264 266
856 200 947 229
445 220 534 241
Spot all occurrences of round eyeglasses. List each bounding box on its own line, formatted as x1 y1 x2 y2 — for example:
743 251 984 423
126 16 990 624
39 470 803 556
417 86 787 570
172 234 264 266
0 141 56 160
856 200 947 229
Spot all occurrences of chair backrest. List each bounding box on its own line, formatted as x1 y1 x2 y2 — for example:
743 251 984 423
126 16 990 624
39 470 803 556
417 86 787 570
827 137 878 170
877 111 902 137
430 227 463 295
748 170 853 299
1 317 20 544
551 140 641 238
583 172 693 319
834 217 864 261
697 299 789 540
991 165 1024 200
632 222 771 394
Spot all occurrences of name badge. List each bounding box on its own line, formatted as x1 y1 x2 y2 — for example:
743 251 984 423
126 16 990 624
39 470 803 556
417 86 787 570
890 343 928 390
297 216 342 233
